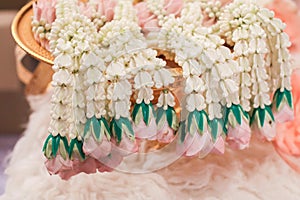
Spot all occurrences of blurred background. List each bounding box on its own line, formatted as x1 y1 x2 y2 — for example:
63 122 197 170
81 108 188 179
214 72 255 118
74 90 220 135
0 0 30 195
0 0 29 135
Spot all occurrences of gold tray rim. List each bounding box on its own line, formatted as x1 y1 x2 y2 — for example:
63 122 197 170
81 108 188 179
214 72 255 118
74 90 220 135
11 1 54 65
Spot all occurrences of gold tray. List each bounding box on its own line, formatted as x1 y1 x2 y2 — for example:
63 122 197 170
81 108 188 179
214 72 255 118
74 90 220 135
11 1 54 65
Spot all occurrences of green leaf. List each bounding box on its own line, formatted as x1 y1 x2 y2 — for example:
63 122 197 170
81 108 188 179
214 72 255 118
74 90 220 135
198 111 207 133
132 103 141 123
223 107 230 130
142 102 150 125
250 109 258 125
100 117 111 140
76 140 85 160
258 108 266 127
61 136 69 152
187 112 193 133
241 106 249 119
83 118 92 138
285 89 293 108
91 117 101 141
156 107 165 124
193 110 200 131
265 106 275 121
210 119 219 142
45 141 52 159
59 140 68 160
69 139 85 160
273 88 280 101
113 119 122 143
171 108 179 131
52 135 60 157
68 139 75 158
166 107 173 128
42 134 53 152
151 104 156 118
179 121 187 143
276 90 284 110
122 117 135 139
232 105 242 125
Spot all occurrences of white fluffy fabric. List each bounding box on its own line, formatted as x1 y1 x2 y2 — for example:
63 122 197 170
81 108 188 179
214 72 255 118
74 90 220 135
1 92 300 200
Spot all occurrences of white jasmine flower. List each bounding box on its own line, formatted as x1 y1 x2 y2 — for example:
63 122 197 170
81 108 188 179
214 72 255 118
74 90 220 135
153 68 175 88
81 52 103 70
86 67 103 85
186 93 205 112
54 53 73 67
136 87 154 104
157 91 176 110
106 60 126 77
52 69 72 86
184 75 205 94
134 71 154 89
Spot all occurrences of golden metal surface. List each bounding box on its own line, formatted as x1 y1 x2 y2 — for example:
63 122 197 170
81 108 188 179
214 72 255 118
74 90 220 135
11 1 54 65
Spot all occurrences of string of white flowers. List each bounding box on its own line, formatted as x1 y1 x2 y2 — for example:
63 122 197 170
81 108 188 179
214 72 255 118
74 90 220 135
48 0 78 138
217 1 272 110
98 1 139 146
100 19 141 120
257 8 292 92
159 2 240 120
159 16 207 115
81 49 107 120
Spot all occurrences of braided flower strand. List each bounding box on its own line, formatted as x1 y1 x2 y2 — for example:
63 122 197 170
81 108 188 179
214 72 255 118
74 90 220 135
216 0 293 141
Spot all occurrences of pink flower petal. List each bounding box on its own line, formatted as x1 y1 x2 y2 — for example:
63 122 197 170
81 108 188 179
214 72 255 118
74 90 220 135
253 122 277 141
133 118 157 139
156 121 175 143
274 105 294 123
211 136 225 155
112 136 138 157
183 131 212 157
98 147 123 171
83 136 112 159
227 118 251 150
